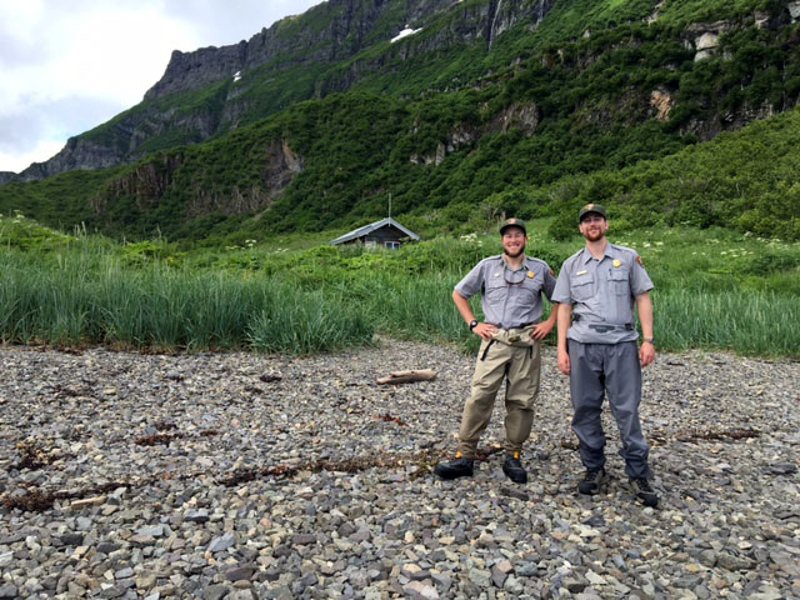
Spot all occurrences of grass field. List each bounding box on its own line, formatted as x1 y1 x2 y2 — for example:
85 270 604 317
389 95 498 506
1 213 797 358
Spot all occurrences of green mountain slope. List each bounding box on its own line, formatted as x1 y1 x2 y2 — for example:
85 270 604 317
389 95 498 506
1 0 799 240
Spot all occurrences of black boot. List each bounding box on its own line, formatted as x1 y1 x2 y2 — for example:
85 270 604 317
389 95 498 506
434 456 474 480
502 452 528 484
631 477 659 507
578 467 606 495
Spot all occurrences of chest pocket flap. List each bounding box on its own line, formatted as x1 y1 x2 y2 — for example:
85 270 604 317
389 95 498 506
570 273 594 301
485 271 506 302
610 269 630 296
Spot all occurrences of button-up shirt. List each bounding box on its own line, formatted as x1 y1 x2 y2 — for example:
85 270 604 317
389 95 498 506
455 254 557 329
552 244 653 344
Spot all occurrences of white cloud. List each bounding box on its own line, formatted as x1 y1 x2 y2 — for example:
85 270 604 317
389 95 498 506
0 141 63 174
0 0 323 173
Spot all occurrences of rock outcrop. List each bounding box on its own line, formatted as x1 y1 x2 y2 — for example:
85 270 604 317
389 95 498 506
685 20 733 62
90 139 304 219
410 101 540 166
650 88 674 122
11 136 127 183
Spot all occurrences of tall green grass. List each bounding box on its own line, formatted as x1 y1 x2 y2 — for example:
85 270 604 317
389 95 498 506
1 216 797 358
0 253 373 354
654 288 800 357
247 287 374 355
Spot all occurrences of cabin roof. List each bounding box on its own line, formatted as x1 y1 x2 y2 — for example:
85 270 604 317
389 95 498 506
330 217 420 246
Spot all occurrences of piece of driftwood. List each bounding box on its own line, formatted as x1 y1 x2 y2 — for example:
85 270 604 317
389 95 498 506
376 369 437 385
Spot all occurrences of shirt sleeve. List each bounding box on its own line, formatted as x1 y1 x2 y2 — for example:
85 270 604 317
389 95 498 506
629 251 654 297
454 259 487 299
551 259 573 304
542 262 557 302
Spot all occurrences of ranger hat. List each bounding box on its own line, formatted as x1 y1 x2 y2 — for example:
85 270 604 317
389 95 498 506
499 217 527 235
579 203 607 222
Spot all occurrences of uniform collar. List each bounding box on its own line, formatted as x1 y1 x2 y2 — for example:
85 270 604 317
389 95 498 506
579 244 614 264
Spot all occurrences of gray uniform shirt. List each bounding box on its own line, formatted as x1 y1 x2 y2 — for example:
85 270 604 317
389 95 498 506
552 244 653 344
455 254 557 329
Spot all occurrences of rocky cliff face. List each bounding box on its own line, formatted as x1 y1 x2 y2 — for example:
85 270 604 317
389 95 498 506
5 0 798 187
144 0 442 100
410 101 541 166
6 0 554 184
9 136 127 183
91 138 305 221
145 0 556 100
319 0 554 94
92 154 184 215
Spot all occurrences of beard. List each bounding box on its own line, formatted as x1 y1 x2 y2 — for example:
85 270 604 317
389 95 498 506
582 228 605 242
503 247 525 258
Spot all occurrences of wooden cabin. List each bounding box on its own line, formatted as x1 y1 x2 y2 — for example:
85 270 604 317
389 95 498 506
330 218 420 249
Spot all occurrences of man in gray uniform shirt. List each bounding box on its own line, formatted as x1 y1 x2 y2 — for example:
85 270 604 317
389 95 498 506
435 218 558 484
553 204 658 507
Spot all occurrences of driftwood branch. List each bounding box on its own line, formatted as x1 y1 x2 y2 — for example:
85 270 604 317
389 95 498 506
377 369 437 385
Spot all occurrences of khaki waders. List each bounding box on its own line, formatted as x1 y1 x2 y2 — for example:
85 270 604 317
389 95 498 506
456 326 541 458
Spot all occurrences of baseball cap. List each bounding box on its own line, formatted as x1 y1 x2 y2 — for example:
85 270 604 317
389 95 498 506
499 218 527 235
578 203 607 222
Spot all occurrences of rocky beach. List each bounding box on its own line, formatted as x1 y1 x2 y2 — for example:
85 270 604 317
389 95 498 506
0 340 798 599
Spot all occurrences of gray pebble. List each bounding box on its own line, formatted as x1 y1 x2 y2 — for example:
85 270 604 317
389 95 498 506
0 342 796 599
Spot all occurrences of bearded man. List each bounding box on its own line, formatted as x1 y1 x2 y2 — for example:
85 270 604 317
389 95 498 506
434 218 558 484
553 204 659 507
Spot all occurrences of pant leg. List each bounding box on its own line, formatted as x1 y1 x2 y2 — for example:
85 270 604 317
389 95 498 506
503 341 541 454
605 341 651 479
568 340 607 471
456 339 512 458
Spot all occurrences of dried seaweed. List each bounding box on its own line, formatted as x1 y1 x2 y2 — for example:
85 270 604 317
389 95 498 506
675 428 761 443
134 433 185 446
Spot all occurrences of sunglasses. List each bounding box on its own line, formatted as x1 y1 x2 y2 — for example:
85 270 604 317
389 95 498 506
504 269 528 286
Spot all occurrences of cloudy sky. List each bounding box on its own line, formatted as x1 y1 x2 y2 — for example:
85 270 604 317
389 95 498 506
0 0 323 173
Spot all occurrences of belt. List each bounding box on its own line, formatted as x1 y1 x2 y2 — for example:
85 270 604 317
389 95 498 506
488 322 535 330
499 323 535 344
587 323 634 333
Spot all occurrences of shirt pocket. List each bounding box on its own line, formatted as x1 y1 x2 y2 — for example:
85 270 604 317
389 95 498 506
485 275 506 304
570 274 594 301
519 276 542 302
609 269 630 296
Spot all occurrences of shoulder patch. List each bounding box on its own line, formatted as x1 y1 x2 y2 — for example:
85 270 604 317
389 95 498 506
636 256 643 266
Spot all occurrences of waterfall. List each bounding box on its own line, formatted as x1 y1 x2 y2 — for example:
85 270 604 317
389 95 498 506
489 0 503 50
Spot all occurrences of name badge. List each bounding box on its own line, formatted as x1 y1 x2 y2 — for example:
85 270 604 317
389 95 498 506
576 269 588 276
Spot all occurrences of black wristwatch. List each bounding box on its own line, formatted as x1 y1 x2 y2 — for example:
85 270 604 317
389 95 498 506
469 320 479 331
642 338 656 346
